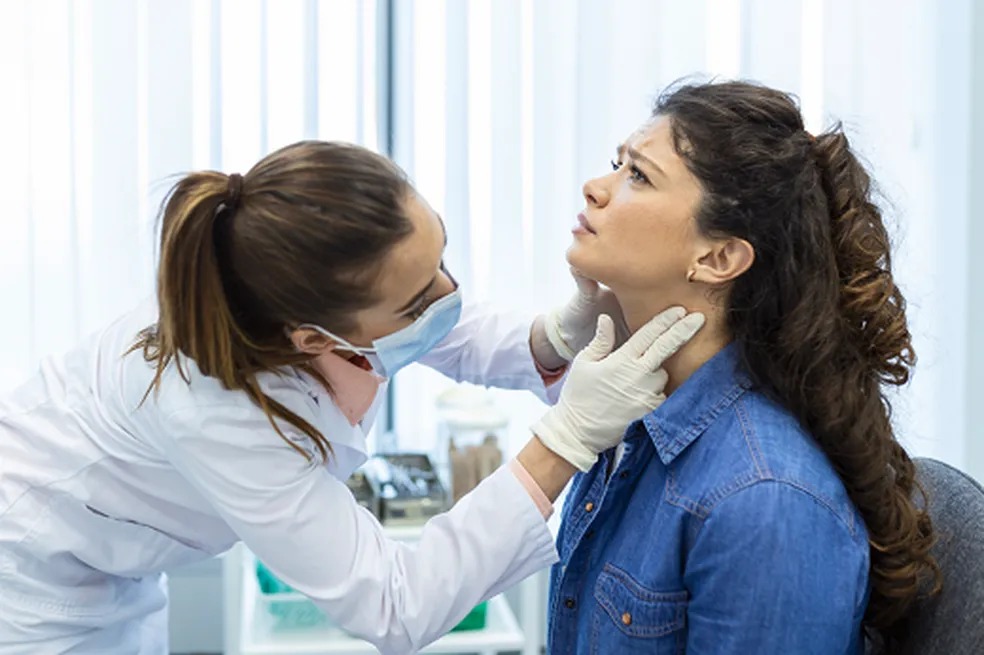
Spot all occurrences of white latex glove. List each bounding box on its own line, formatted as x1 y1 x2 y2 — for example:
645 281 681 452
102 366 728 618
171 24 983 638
531 307 705 472
542 269 630 362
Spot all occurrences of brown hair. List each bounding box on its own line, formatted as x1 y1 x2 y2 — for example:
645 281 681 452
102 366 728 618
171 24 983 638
134 141 413 461
654 80 939 646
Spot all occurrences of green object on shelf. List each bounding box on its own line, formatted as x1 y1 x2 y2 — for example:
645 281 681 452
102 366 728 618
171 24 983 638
256 560 293 594
256 561 329 630
256 561 488 633
267 597 329 630
449 601 488 632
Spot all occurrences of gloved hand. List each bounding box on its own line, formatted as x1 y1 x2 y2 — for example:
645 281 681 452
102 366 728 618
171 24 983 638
531 307 704 472
540 269 630 363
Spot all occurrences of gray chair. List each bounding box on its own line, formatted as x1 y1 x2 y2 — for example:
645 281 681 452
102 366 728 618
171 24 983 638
893 458 984 655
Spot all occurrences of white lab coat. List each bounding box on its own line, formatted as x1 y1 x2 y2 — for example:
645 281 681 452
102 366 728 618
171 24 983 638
0 298 560 654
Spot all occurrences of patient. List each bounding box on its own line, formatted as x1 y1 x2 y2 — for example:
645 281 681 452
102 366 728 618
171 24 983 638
547 80 939 654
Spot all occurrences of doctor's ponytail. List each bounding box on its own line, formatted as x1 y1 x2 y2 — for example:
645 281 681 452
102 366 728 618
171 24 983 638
134 141 414 461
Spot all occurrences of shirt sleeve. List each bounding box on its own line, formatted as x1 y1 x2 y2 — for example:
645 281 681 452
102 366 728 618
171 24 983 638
417 302 564 404
531 355 569 389
158 404 558 655
508 458 554 519
683 480 869 655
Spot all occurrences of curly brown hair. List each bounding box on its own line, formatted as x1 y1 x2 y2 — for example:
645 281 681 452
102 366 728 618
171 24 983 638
654 80 940 647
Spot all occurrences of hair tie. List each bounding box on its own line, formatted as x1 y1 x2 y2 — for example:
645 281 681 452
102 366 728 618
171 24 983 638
226 173 244 211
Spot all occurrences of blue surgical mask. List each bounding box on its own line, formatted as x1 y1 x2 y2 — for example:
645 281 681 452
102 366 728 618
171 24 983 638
300 287 463 378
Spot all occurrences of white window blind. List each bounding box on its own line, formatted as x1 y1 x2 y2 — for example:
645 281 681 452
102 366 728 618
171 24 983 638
0 0 380 393
0 0 975 474
388 0 972 473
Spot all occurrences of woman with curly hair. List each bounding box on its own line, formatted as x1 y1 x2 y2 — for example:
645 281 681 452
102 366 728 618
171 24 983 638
542 80 939 654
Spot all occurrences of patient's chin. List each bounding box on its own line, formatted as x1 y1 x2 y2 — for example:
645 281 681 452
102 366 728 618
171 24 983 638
565 245 609 285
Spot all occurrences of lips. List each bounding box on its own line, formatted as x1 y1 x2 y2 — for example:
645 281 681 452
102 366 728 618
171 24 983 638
577 213 597 234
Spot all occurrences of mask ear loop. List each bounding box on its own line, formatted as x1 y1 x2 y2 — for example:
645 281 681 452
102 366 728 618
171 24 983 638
294 324 377 355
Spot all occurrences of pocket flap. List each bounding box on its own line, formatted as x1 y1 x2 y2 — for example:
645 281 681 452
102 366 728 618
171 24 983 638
593 564 688 638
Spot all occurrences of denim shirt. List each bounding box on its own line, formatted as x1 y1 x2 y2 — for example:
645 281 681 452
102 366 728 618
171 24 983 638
547 345 870 654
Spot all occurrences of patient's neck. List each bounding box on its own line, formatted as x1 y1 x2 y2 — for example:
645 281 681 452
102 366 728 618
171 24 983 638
619 290 730 395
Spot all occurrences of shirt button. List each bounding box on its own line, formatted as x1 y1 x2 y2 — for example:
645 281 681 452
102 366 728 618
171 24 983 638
619 470 630 480
584 502 594 512
585 529 595 539
564 597 576 609
621 612 632 626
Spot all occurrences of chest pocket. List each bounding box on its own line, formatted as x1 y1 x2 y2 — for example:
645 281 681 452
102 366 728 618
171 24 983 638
591 564 688 655
76 504 214 577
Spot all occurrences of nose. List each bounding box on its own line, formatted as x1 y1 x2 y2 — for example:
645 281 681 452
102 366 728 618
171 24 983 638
582 175 610 208
435 265 458 298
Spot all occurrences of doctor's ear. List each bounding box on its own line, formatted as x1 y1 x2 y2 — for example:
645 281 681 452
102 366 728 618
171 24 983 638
688 237 755 286
289 327 334 355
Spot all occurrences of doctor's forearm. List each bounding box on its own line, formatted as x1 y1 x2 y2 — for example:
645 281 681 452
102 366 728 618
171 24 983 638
516 436 577 502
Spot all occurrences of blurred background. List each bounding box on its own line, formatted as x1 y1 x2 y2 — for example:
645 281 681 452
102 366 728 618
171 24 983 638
0 1 980 652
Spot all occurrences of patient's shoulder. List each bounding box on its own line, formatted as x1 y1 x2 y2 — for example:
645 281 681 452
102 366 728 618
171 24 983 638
669 390 857 526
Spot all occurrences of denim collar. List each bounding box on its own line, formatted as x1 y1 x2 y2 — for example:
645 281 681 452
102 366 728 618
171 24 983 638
642 343 753 465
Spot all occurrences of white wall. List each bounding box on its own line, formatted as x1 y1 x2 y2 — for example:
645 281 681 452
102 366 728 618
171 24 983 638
167 559 224 654
965 0 984 484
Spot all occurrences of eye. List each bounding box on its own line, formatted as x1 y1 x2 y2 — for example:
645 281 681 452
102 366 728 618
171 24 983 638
407 295 432 320
629 165 650 185
611 159 650 185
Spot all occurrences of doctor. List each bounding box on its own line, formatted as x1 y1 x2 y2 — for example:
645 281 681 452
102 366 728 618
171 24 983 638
0 140 703 654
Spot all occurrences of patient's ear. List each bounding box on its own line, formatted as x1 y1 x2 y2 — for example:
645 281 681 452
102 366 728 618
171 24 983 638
688 237 754 285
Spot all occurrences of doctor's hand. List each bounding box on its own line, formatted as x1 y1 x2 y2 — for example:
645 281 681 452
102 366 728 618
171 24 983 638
531 269 631 368
531 307 705 472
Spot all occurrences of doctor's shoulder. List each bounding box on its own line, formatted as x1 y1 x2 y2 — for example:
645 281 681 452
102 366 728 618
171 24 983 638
112 304 325 457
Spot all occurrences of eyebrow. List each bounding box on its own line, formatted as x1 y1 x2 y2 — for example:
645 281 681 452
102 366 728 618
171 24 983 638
396 216 449 314
617 144 667 179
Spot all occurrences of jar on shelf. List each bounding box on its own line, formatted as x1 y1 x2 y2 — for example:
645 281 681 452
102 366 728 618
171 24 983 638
434 385 508 503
